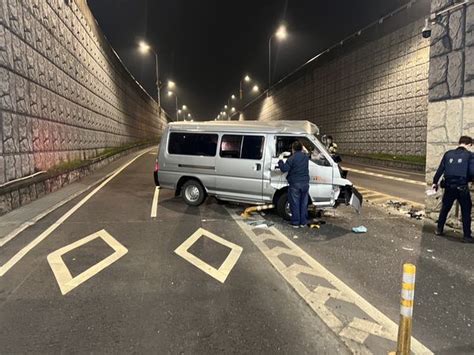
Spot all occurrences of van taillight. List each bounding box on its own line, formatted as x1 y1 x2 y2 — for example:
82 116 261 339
154 162 160 172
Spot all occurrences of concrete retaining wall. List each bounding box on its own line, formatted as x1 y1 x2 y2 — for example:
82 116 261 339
239 15 430 158
0 0 167 188
425 0 474 230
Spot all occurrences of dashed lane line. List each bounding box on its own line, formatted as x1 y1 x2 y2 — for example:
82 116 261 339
228 208 432 354
0 150 150 278
345 167 426 186
150 187 160 218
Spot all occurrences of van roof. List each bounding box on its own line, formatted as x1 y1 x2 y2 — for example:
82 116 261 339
167 120 320 135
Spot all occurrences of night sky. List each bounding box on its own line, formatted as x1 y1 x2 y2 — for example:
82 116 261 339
88 0 415 120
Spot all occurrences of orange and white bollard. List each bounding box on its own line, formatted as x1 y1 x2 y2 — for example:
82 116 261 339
392 263 416 355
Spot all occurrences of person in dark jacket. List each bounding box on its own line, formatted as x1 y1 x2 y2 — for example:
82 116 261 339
432 135 474 243
278 141 310 228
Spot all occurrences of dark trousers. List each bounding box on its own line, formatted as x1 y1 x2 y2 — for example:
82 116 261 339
288 183 309 226
438 186 472 239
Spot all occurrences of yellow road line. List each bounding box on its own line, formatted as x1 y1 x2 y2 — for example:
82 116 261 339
346 168 426 186
357 186 425 209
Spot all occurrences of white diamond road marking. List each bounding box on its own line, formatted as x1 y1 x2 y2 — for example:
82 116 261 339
227 208 432 355
47 229 128 295
174 228 243 283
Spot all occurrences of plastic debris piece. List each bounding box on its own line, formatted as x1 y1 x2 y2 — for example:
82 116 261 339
402 247 414 251
293 235 299 239
352 226 368 233
309 224 321 229
427 249 433 253
253 224 269 229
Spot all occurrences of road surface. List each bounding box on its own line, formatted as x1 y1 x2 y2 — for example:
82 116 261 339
341 161 426 206
0 149 472 354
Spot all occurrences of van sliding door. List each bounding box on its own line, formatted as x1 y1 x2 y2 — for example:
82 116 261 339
215 134 265 203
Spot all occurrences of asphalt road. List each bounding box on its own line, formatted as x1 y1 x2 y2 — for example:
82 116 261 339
341 161 426 205
0 150 472 354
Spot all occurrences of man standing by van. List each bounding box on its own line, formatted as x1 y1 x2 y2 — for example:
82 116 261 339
432 136 474 243
278 141 310 228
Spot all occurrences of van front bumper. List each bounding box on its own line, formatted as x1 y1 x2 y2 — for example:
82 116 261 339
336 185 363 213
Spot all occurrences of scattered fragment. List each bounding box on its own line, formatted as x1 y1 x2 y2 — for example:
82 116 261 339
293 235 299 239
253 224 269 229
310 224 321 229
402 247 414 251
407 208 424 220
201 219 207 222
427 249 433 253
433 292 438 295
352 226 368 233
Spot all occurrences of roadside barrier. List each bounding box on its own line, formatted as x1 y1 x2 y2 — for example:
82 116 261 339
390 263 416 355
241 204 275 219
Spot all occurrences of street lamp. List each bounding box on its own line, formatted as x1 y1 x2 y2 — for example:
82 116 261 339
168 80 176 90
138 40 160 109
240 75 252 100
182 105 187 110
252 85 259 93
268 24 288 90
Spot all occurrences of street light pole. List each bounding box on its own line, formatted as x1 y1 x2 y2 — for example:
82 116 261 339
155 51 160 110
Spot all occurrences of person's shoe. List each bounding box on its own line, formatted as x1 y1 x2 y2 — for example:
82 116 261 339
300 224 307 228
461 237 474 244
291 224 300 229
435 229 444 236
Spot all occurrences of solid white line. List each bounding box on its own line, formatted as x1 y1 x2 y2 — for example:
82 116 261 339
0 174 113 248
346 167 426 186
150 187 160 218
0 150 149 278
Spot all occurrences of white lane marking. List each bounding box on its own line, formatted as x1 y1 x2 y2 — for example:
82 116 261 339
0 150 149 277
1 176 111 248
228 209 432 354
345 167 426 186
150 187 160 218
174 227 242 283
47 229 127 295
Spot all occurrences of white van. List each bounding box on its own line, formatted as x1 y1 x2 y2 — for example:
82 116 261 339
154 120 361 220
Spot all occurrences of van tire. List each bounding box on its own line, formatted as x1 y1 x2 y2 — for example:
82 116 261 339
181 180 206 206
276 192 291 221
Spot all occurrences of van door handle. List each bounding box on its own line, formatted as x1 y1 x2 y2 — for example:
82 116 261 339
254 163 261 171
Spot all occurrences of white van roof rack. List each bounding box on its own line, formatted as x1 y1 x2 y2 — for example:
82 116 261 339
168 120 320 135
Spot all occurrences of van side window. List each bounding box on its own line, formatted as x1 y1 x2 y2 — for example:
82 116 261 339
220 135 242 158
276 136 330 166
242 136 264 160
220 135 265 160
168 133 218 156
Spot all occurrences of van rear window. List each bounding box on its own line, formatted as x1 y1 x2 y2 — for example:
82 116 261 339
168 133 218 156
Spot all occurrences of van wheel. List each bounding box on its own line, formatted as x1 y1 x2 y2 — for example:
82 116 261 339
276 192 291 221
182 180 206 206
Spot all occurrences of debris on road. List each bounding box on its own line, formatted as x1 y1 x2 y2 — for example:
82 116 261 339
246 220 275 228
407 208 424 220
386 200 408 209
352 226 368 233
402 247 414 251
293 235 299 239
